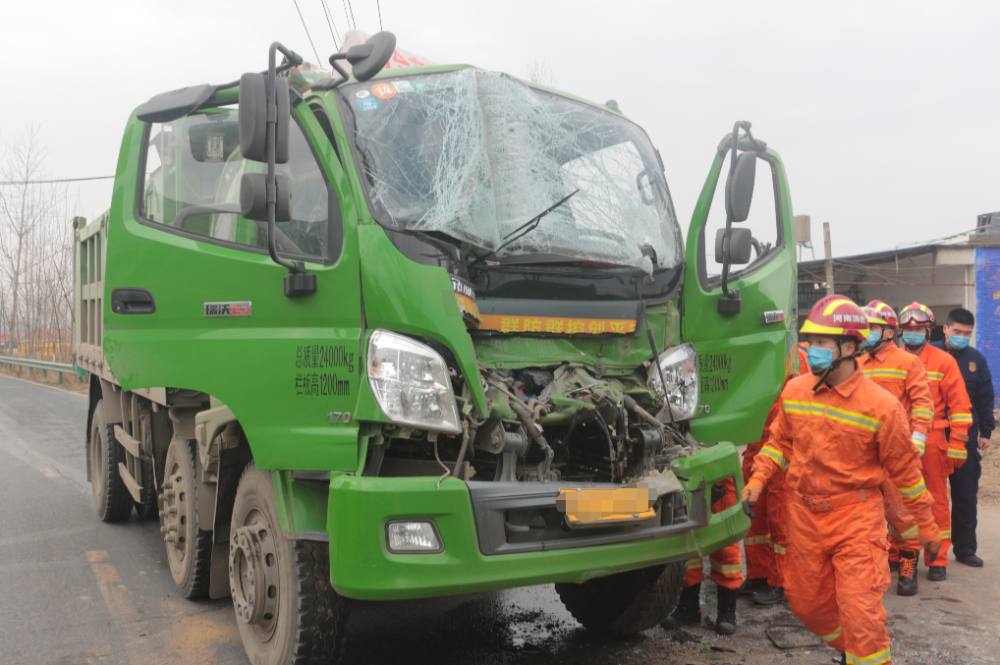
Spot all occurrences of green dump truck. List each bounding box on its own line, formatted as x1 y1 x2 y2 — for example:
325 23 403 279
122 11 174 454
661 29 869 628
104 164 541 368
74 32 798 665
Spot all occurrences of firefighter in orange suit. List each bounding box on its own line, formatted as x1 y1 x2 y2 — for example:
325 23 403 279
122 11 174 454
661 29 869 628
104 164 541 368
896 302 972 581
738 343 810 604
661 476 744 634
742 296 941 665
857 301 934 596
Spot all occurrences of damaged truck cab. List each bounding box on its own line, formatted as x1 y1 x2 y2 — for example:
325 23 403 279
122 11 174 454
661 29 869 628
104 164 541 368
75 34 798 665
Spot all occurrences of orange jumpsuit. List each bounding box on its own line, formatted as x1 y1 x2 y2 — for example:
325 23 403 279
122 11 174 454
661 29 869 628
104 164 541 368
859 344 934 559
741 347 808 586
889 344 972 567
748 367 939 665
683 477 744 591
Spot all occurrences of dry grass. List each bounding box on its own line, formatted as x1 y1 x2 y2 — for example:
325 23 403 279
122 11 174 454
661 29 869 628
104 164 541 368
0 362 87 394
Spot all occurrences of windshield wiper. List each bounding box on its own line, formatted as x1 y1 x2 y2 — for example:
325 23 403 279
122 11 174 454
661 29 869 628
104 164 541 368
468 189 579 270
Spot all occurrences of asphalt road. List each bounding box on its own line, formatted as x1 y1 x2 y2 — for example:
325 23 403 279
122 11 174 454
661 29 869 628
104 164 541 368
1 372 998 665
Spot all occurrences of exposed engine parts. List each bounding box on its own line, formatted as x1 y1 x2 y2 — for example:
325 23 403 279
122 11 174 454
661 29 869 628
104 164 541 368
371 362 689 486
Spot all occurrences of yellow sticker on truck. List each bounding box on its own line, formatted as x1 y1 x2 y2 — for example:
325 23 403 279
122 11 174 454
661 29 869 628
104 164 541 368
556 487 658 526
479 315 636 334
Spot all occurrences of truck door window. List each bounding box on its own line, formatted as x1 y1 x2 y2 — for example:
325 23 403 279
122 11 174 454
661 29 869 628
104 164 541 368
701 152 782 284
139 107 337 262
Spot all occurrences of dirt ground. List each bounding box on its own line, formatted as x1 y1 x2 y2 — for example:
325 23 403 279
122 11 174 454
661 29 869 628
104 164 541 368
977 422 1000 506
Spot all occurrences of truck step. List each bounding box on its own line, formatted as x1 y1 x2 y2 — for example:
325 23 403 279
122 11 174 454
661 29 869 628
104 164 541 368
117 462 144 503
113 425 149 460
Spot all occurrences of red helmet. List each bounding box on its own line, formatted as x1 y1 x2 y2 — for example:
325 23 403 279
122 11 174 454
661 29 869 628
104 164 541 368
800 296 871 342
866 300 899 328
860 306 885 326
899 302 935 328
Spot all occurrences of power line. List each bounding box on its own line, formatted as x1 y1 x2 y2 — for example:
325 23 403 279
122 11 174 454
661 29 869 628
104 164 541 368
0 175 115 185
376 0 383 30
292 0 322 65
341 0 354 30
345 0 357 29
319 0 341 49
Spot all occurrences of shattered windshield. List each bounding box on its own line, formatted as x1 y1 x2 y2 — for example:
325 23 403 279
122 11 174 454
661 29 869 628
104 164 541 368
340 69 682 273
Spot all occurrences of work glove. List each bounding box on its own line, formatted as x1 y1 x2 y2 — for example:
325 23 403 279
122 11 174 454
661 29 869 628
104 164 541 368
947 451 967 472
740 480 764 518
918 522 943 563
911 432 926 458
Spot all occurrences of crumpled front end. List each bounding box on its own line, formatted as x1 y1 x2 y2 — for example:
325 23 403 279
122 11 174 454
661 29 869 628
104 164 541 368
327 441 745 600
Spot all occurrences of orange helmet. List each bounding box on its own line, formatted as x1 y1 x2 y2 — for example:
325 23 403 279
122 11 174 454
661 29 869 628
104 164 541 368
866 300 899 328
899 302 935 328
800 296 871 342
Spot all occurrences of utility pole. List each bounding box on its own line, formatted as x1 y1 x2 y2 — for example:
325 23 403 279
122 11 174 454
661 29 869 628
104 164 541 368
823 222 835 297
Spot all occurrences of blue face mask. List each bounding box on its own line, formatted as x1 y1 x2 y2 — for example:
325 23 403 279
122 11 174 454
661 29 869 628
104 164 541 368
807 346 836 371
948 335 970 351
902 332 926 347
861 330 880 349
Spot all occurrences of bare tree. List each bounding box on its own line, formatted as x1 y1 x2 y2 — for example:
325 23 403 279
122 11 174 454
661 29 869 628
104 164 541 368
0 126 74 360
526 59 558 88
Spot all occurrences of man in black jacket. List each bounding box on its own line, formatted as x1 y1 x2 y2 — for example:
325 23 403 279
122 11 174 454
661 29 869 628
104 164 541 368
933 308 995 567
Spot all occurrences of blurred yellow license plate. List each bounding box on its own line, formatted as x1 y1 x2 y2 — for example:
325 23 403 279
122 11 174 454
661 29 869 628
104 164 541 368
556 487 657 526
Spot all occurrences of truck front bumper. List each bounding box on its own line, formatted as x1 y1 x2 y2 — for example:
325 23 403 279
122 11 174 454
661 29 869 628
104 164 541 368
326 442 748 600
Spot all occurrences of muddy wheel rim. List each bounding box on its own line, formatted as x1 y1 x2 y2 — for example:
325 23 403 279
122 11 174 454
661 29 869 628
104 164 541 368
162 458 190 577
230 507 280 642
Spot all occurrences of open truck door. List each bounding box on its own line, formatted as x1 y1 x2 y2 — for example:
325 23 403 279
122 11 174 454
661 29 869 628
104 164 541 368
682 124 798 446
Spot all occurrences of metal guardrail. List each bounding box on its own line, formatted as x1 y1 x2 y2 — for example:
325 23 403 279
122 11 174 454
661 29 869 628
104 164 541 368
0 356 84 385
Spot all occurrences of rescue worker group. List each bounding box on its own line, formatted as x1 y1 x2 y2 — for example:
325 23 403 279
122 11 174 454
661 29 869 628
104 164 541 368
660 298 993 665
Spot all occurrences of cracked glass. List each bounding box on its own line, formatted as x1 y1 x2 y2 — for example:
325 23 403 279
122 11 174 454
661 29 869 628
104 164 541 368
341 69 682 273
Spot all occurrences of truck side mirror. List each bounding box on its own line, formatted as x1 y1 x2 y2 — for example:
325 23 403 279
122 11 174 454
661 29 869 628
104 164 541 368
240 174 292 222
344 31 397 81
715 227 753 265
238 73 291 164
725 151 756 223
328 31 397 86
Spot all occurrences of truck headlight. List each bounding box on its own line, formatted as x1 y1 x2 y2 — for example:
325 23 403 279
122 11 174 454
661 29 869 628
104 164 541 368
367 330 462 434
648 343 699 421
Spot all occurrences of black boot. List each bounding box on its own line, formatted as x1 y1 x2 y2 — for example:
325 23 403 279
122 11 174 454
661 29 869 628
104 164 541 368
737 577 768 596
710 586 738 635
661 583 701 629
927 566 947 581
897 549 918 596
753 586 785 605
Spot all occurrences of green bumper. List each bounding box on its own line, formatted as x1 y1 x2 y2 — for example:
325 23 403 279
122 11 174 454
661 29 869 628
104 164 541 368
325 443 748 601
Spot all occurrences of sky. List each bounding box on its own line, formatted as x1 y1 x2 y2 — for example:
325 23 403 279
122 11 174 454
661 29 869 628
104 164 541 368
2 0 998 258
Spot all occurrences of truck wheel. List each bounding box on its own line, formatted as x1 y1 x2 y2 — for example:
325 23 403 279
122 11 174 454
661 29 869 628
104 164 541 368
555 561 686 636
160 438 212 598
230 464 349 665
89 399 133 522
134 401 159 520
134 460 159 519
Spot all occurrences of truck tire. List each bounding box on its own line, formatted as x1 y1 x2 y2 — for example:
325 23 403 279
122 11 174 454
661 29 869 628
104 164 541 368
160 438 212 598
555 561 686 636
89 399 134 522
134 460 159 520
230 464 349 665
134 401 159 520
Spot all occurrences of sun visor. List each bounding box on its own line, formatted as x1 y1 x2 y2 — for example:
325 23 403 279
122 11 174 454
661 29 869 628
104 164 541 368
137 84 215 123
